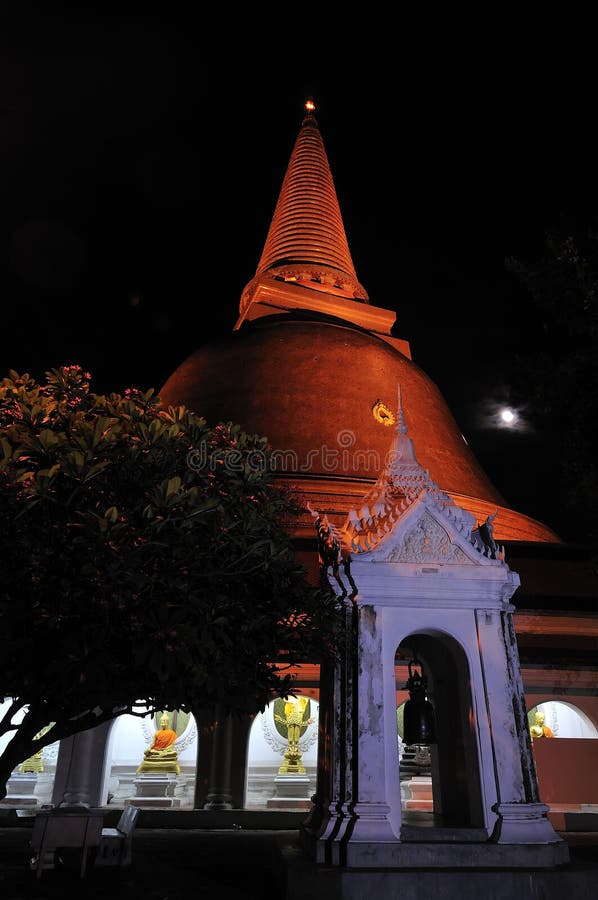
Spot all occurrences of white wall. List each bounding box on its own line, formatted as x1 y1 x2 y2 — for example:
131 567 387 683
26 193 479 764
537 701 598 739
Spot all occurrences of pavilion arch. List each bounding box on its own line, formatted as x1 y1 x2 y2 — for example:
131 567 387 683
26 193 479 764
395 631 484 830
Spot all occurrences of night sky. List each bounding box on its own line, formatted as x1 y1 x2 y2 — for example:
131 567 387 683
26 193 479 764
1 11 596 541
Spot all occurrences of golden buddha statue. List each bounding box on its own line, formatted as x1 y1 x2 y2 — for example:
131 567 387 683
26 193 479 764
136 712 180 774
530 709 555 742
19 728 48 773
19 749 44 774
275 696 311 775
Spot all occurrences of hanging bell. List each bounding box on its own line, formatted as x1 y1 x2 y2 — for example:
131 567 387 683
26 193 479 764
403 658 437 746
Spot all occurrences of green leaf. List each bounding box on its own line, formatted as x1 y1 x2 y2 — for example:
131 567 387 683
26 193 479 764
104 506 119 523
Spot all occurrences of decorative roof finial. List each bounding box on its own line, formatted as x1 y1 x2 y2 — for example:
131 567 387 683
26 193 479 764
397 383 408 435
304 96 316 116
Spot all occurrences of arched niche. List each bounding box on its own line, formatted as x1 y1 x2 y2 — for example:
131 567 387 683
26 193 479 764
0 701 59 809
396 632 484 829
528 701 598 739
99 706 198 808
244 695 319 809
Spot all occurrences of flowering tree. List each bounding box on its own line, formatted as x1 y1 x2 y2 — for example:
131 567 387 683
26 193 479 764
0 366 339 798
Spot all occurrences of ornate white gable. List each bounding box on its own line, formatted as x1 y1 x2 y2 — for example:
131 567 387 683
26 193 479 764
341 389 506 570
373 504 471 564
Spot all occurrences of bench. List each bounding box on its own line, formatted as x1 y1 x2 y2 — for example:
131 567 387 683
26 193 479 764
29 808 104 878
94 805 140 868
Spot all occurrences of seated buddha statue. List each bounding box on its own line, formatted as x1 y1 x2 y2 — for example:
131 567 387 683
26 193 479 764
136 712 180 774
530 709 555 742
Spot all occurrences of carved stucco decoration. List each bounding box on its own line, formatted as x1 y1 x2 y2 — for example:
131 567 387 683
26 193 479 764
378 510 471 564
42 741 60 762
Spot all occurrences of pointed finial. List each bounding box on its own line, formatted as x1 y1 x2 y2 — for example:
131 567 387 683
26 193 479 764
304 97 316 115
396 384 408 434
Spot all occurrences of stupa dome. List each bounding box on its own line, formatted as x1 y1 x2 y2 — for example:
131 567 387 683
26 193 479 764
159 312 558 543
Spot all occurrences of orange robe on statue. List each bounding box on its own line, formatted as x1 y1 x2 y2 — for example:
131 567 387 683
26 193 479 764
150 728 177 751
136 721 180 774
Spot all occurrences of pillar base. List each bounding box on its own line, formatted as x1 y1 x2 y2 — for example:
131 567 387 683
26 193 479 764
312 801 570 869
491 801 567 846
318 836 570 869
204 794 233 810
316 802 397 866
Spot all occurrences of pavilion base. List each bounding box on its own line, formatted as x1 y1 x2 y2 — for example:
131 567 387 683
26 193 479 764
337 838 569 869
305 798 569 869
306 824 569 869
281 844 591 900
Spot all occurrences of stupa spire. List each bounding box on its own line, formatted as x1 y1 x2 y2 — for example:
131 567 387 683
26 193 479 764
254 97 368 298
238 98 369 322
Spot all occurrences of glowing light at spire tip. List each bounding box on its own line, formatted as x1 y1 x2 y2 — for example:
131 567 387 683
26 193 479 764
305 97 316 114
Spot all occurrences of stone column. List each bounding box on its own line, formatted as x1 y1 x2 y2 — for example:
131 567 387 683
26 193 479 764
501 610 540 802
476 606 527 803
301 651 334 844
56 728 98 808
204 704 233 810
476 607 565 845
314 599 356 864
229 714 251 809
341 602 396 863
193 710 213 809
